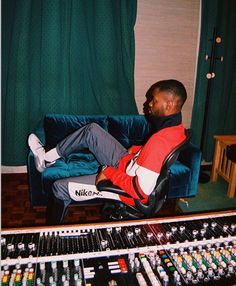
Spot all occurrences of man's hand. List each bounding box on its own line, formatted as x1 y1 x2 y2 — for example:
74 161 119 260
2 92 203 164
127 147 132 154
95 171 108 185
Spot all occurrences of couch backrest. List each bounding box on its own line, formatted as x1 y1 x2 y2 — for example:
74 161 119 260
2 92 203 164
107 115 151 148
44 114 152 149
44 114 108 149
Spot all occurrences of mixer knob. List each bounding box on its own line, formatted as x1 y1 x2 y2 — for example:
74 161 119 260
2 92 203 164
74 259 80 267
101 239 108 249
166 231 172 238
28 242 36 250
218 265 224 276
17 242 25 250
135 227 141 235
197 269 204 279
106 227 112 234
174 272 181 283
203 222 209 228
192 229 198 237
200 228 206 236
207 267 214 277
147 232 153 240
231 223 236 230
211 222 217 228
215 242 220 248
128 253 135 261
61 274 66 282
127 231 134 239
197 245 203 251
179 247 184 254
186 270 193 280
40 262 45 271
223 224 229 232
157 232 163 239
115 226 121 232
16 263 21 270
228 264 234 273
74 273 82 286
63 260 68 268
7 243 14 252
74 273 78 280
171 226 177 232
51 261 57 269
36 277 44 285
179 225 185 232
27 262 33 269
1 237 6 245
163 274 169 285
169 248 175 254
206 243 211 249
3 264 9 271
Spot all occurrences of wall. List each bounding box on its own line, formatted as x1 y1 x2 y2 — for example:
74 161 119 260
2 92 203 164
134 0 200 127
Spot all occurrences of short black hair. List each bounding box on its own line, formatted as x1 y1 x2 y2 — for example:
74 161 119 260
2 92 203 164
150 79 187 107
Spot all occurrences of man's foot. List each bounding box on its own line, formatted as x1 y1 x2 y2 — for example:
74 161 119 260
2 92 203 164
28 134 46 172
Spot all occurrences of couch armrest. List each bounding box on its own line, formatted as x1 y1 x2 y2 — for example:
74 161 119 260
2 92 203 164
177 142 202 197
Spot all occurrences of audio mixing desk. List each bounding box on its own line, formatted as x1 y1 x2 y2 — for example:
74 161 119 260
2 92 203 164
1 210 236 285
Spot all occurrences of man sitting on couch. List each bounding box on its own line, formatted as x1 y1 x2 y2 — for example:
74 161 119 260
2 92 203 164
28 79 187 224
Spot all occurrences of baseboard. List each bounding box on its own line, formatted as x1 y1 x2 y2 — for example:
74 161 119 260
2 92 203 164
1 166 27 174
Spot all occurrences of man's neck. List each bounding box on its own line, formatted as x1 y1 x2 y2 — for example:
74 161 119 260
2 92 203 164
148 112 182 132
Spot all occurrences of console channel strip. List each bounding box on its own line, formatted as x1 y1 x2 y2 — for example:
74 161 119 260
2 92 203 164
1 210 236 285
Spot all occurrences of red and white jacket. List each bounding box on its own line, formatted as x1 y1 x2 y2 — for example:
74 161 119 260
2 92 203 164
103 124 186 205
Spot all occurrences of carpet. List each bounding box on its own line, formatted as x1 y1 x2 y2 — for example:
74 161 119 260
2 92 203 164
178 175 236 213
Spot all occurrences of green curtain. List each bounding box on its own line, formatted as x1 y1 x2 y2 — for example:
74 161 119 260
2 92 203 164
2 0 138 166
191 0 236 161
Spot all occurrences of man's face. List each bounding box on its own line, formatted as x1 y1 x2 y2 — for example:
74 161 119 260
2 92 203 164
148 89 170 118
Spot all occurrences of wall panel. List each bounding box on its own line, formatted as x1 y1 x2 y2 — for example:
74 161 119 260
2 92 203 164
134 0 200 127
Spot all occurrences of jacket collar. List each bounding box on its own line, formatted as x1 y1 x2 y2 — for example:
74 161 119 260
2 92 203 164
147 112 182 132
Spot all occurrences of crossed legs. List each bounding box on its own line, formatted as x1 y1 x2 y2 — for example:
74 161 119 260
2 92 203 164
28 123 128 225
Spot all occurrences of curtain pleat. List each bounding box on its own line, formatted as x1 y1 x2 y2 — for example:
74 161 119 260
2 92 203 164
2 0 138 165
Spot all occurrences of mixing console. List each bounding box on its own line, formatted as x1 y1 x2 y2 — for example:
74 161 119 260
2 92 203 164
1 210 236 285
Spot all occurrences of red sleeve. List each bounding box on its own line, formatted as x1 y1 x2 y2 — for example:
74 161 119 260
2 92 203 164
130 145 142 153
103 167 146 200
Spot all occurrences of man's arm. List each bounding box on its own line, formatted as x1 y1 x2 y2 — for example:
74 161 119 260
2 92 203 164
95 171 108 185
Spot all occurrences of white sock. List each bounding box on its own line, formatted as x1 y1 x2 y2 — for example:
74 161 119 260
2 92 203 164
45 148 60 163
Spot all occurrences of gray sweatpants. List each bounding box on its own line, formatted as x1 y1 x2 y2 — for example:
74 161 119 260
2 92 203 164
52 123 128 207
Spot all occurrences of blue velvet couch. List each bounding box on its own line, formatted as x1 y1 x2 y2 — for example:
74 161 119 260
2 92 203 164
27 114 201 207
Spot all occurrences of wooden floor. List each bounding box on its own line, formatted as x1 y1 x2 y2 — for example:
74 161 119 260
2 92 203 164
1 173 179 229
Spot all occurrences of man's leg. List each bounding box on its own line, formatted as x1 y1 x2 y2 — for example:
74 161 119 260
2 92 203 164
56 123 127 167
29 123 128 172
47 174 121 225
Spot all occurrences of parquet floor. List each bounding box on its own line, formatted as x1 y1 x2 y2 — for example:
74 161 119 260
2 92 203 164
1 173 104 229
1 173 178 229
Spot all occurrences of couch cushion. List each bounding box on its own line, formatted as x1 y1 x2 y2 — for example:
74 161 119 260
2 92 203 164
44 114 108 149
42 151 100 195
108 115 152 148
168 161 191 198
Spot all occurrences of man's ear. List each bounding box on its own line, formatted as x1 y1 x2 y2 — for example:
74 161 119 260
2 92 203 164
166 99 174 112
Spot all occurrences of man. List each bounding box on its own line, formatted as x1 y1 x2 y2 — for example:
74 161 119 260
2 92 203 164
28 79 187 224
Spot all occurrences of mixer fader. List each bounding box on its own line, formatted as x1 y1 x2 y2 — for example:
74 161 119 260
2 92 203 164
1 210 236 285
